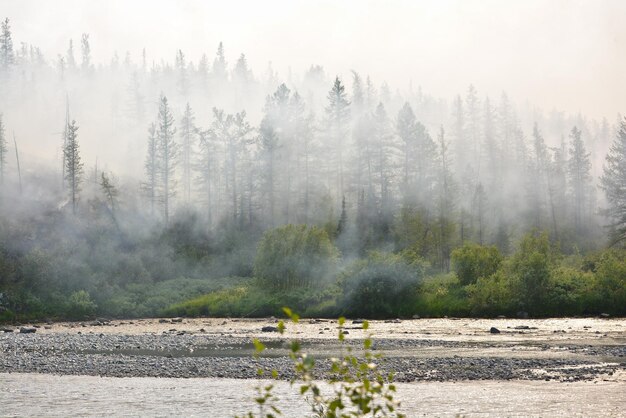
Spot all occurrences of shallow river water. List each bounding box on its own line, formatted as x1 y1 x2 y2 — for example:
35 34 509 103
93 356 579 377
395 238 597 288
1 373 624 417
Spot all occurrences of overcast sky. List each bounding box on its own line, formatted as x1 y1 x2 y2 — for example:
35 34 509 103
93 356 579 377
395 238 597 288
2 0 624 119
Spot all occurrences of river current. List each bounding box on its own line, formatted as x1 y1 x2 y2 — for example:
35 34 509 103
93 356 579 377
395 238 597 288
1 373 624 417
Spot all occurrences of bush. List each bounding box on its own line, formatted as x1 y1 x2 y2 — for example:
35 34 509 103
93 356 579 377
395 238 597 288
466 270 514 316
414 274 470 317
254 224 339 290
543 267 597 315
594 249 626 315
509 232 557 313
341 252 422 318
451 243 502 286
65 290 97 320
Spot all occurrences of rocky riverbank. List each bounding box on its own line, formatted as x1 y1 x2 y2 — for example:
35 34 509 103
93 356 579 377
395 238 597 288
1 317 624 382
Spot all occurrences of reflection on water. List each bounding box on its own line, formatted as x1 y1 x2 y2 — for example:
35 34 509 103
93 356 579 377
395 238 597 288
0 373 624 417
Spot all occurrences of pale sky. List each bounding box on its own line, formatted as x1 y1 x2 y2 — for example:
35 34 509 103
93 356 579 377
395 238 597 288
2 0 625 119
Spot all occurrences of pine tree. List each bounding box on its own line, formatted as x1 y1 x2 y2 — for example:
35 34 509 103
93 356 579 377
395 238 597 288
600 117 626 245
568 126 591 235
435 126 456 271
0 18 14 71
100 171 119 217
64 120 83 214
156 95 177 223
0 114 7 184
144 122 158 216
80 33 92 73
325 77 350 197
66 39 76 71
212 42 227 81
175 49 188 96
179 103 196 204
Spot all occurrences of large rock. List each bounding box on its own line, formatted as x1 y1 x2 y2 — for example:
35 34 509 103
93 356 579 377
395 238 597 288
19 327 37 334
490 327 501 334
261 326 278 333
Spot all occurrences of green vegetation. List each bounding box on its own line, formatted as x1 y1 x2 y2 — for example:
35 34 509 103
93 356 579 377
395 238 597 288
240 308 404 418
1 218 624 322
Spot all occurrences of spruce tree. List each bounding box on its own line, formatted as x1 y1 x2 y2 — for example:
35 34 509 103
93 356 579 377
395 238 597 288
325 77 350 197
568 126 591 235
0 114 7 185
600 117 626 245
179 103 196 204
156 95 177 223
0 18 14 71
64 120 83 214
144 122 158 216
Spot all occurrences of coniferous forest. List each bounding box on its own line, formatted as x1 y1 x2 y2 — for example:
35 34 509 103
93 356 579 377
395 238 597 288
0 16 624 321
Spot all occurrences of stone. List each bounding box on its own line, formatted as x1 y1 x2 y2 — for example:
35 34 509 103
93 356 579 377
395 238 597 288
1 327 14 333
171 318 183 323
490 327 501 334
261 326 278 332
599 313 610 318
19 327 37 334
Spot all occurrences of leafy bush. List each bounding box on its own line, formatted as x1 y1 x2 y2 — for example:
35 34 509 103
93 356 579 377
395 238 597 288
508 231 557 313
254 224 339 289
65 290 97 319
241 308 404 418
593 249 626 315
451 243 502 286
341 252 422 318
415 274 470 317
465 270 514 316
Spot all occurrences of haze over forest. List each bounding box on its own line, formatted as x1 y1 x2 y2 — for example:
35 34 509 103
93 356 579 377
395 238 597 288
0 0 625 320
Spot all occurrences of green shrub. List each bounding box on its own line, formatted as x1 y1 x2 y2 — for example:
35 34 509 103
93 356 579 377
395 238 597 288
466 270 514 316
254 224 339 290
414 274 469 317
543 267 597 315
508 231 558 313
65 290 97 320
451 243 502 286
594 249 626 315
341 252 422 318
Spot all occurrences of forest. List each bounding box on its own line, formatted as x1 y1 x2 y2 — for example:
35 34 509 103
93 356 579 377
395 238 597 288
0 17 624 321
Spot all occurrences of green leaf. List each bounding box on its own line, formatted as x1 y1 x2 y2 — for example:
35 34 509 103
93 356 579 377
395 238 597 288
364 338 372 349
362 320 369 330
253 338 266 353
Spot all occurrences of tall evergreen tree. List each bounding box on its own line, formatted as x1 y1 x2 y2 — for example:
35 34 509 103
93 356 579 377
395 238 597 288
156 95 177 223
600 117 626 245
212 42 227 81
568 126 592 235
0 18 14 71
144 122 158 216
80 33 92 73
64 120 83 214
325 77 350 197
0 114 7 185
179 103 196 204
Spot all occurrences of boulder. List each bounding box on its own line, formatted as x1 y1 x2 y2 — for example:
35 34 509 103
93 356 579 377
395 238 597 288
19 327 37 334
489 327 501 334
261 326 278 333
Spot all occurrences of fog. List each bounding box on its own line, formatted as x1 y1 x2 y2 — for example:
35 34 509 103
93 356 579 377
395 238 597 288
0 1 624 320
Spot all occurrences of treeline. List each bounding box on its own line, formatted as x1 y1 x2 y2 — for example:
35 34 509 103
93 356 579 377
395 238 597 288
0 17 625 321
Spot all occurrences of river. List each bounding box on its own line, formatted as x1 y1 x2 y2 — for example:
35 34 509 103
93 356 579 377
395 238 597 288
1 373 624 417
